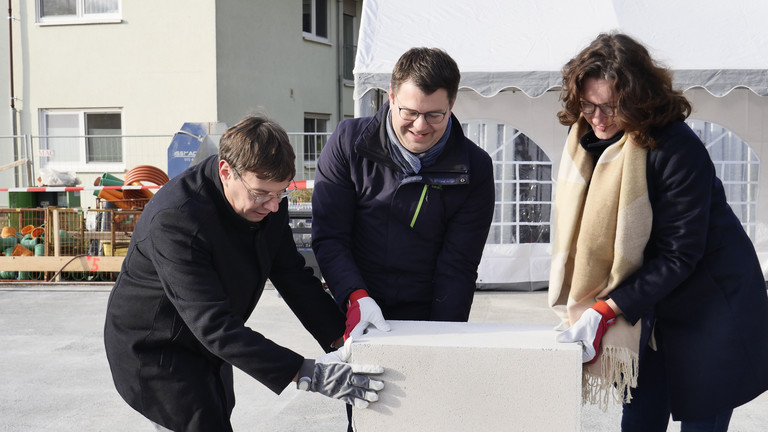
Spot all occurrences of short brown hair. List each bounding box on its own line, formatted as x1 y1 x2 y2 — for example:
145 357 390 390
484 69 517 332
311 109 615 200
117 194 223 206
218 115 295 181
558 32 691 148
391 47 461 102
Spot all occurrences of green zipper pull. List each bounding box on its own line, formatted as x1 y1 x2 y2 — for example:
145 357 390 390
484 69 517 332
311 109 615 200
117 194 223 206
410 184 429 228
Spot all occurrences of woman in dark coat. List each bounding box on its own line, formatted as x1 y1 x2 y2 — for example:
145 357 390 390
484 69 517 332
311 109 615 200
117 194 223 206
550 32 768 431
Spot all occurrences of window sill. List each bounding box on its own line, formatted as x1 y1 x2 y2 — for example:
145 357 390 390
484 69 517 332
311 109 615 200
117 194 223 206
37 17 122 26
44 162 126 174
302 33 332 46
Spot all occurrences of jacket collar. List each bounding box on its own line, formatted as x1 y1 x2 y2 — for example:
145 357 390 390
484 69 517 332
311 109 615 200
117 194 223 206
354 101 471 184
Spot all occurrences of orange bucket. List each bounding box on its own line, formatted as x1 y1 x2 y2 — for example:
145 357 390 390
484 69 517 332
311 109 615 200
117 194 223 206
20 225 35 235
1 227 16 238
11 244 33 256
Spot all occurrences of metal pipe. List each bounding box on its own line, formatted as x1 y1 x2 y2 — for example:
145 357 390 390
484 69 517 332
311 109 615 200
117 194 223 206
8 0 20 187
336 0 343 125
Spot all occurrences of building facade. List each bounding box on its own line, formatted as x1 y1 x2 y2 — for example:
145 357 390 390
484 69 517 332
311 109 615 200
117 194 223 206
0 0 361 208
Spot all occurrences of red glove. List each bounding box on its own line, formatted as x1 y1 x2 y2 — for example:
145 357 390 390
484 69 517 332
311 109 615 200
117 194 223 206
556 300 617 363
344 289 390 340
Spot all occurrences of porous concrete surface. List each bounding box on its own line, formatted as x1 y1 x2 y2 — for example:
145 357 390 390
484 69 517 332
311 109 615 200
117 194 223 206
0 285 766 431
350 321 582 432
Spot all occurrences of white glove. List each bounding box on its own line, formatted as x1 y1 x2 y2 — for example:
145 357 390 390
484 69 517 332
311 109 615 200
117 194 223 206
556 307 614 363
297 339 385 408
345 290 391 340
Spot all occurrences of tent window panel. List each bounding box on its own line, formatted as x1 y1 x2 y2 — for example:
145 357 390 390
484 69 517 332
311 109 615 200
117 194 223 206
519 203 550 223
689 119 759 241
722 163 746 182
724 183 751 202
487 226 501 244
519 224 550 244
492 203 517 223
517 180 551 203
471 120 552 245
495 181 517 202
505 162 517 180
493 162 504 181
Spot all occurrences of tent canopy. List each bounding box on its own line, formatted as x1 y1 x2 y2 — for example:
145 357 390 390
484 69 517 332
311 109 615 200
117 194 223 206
354 0 768 99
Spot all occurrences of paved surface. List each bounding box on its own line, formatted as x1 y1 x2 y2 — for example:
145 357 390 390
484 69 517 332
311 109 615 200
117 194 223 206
0 284 766 431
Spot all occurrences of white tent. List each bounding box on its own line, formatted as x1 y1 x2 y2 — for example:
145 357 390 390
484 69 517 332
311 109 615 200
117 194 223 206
354 0 768 288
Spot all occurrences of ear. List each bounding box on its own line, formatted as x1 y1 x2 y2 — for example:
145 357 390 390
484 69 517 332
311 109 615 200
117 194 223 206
219 160 232 182
388 83 395 105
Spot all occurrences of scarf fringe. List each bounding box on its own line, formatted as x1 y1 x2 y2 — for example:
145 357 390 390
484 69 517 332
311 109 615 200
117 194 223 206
582 346 639 409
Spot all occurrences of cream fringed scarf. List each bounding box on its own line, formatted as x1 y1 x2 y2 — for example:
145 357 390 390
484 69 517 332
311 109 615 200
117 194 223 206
548 117 652 407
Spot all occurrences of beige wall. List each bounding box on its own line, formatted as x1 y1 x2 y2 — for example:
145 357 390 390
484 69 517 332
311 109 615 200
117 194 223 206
215 1 357 133
14 0 218 138
0 0 360 207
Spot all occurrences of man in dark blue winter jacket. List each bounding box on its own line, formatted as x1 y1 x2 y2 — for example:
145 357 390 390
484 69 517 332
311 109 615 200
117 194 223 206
312 47 495 339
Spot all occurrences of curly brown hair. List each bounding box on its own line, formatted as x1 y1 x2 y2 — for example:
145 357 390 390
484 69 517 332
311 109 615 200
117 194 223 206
557 32 691 148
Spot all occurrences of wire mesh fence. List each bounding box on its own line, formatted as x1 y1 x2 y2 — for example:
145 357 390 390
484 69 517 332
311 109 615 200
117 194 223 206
0 207 139 282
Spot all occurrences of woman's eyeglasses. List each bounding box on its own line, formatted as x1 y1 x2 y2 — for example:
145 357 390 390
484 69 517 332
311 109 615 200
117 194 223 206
580 100 617 117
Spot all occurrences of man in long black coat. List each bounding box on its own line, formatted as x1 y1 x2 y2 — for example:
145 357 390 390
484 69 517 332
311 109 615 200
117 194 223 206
104 116 383 431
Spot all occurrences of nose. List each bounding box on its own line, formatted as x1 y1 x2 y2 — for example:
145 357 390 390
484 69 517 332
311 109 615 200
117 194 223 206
589 109 608 123
263 197 281 212
412 114 431 128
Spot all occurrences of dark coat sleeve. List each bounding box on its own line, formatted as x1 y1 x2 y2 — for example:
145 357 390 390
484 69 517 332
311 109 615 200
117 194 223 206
268 219 345 352
312 121 370 310
609 126 713 323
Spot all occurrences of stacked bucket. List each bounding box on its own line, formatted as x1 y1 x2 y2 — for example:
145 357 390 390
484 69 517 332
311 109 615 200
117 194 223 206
1 224 46 280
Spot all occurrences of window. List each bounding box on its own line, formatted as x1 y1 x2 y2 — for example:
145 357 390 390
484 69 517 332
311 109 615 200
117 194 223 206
40 109 123 171
688 119 759 240
38 0 121 25
342 10 356 80
302 0 328 40
463 121 553 245
303 114 330 178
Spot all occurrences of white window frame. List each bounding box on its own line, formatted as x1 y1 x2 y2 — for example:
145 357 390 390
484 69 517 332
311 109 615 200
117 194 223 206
302 0 330 43
301 114 331 179
688 119 759 240
462 120 553 245
39 108 124 173
37 0 122 26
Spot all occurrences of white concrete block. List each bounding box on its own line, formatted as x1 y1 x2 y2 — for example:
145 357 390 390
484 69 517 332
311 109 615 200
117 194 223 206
350 321 582 432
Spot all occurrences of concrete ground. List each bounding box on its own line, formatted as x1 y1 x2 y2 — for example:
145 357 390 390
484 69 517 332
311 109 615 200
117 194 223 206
0 284 766 431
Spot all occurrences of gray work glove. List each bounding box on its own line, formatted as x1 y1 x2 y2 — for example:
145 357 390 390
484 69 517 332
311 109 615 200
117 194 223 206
296 339 384 408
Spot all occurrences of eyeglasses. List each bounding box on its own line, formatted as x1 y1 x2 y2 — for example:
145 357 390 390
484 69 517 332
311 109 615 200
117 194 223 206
232 168 296 203
580 99 617 117
396 103 447 125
